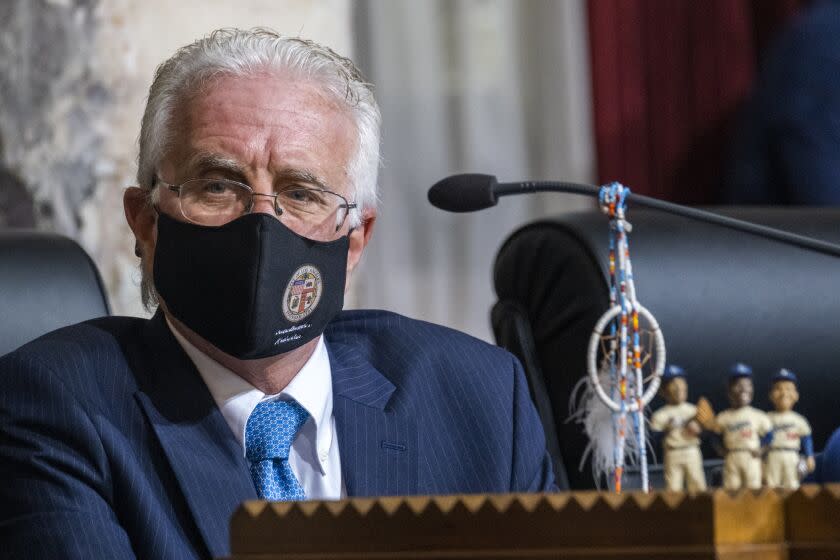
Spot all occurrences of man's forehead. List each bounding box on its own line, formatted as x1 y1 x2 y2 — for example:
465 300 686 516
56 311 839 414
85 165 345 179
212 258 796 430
164 72 356 192
190 71 350 120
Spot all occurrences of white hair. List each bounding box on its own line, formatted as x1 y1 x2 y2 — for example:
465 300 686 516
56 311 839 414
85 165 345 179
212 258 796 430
137 28 381 220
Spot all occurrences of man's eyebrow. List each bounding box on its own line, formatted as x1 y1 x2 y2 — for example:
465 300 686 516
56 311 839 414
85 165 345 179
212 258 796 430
276 169 333 192
181 155 340 193
186 153 248 177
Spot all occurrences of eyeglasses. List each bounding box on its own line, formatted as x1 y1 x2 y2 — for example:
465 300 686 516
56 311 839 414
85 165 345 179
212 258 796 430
156 178 357 241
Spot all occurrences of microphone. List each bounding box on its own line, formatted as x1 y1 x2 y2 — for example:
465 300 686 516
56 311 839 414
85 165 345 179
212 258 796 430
427 174 500 212
428 174 840 258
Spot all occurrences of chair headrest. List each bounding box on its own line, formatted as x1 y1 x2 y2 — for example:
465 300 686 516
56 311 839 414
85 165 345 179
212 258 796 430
0 230 110 356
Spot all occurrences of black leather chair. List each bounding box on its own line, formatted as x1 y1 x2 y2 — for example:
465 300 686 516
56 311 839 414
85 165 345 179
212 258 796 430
0 230 110 357
492 208 840 490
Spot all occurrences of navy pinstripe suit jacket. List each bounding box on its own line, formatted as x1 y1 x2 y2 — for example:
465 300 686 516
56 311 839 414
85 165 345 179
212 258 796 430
0 309 555 559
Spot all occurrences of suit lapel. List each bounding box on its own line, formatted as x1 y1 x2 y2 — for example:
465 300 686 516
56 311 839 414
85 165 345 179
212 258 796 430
131 312 256 559
328 341 418 497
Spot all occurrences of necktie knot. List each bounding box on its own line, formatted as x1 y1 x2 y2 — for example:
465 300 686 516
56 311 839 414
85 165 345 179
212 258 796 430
245 399 309 462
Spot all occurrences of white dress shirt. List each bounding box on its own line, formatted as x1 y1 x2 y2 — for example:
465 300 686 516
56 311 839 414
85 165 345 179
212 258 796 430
167 320 343 500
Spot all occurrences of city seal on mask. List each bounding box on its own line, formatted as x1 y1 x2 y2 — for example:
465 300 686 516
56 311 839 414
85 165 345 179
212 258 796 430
282 265 323 322
153 211 348 360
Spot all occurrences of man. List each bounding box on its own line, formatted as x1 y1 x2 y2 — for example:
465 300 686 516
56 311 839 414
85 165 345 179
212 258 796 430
765 368 814 489
0 29 555 560
650 365 706 492
725 0 840 205
701 363 773 490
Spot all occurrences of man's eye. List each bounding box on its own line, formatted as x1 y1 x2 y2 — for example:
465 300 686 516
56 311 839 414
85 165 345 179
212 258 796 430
285 189 321 203
203 181 230 195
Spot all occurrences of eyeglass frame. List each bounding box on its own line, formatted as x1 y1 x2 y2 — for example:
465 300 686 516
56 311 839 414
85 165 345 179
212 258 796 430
152 177 359 233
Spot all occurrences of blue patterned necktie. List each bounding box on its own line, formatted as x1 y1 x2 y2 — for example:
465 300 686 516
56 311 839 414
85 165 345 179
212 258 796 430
245 399 310 501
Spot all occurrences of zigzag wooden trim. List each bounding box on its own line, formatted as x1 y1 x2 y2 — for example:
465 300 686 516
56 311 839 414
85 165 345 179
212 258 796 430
228 485 840 559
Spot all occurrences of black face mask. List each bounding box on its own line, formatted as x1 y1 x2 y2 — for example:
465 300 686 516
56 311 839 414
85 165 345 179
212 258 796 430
153 212 349 360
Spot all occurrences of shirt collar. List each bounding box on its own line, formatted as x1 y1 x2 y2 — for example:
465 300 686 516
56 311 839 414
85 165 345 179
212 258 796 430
166 318 333 471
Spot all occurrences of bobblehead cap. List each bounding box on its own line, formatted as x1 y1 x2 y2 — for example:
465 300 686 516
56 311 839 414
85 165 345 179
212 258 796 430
662 364 686 381
772 368 798 385
729 362 753 380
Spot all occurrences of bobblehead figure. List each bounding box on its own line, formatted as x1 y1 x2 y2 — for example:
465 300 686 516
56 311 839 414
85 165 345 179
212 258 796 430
707 364 773 490
650 365 707 492
765 368 815 489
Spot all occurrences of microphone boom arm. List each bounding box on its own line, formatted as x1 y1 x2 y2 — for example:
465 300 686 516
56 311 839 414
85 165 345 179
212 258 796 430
495 181 840 258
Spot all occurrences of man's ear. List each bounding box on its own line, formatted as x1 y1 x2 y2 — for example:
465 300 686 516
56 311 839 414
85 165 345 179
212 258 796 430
124 187 157 258
345 211 376 292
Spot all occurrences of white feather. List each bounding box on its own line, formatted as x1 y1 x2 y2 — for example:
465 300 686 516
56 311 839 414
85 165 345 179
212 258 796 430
568 362 647 490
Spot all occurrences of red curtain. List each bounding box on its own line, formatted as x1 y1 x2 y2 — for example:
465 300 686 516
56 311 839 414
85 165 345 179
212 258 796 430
587 0 808 203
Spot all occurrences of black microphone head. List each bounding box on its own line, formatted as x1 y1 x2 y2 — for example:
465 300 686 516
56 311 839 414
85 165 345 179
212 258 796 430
428 174 499 212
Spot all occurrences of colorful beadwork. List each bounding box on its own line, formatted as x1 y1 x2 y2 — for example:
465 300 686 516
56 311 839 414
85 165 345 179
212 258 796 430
585 183 666 493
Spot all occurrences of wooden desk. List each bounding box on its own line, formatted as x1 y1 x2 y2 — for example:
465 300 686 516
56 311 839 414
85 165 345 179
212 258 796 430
228 484 840 559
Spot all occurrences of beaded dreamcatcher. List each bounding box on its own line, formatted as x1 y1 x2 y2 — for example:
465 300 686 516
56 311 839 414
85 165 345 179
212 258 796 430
572 183 666 493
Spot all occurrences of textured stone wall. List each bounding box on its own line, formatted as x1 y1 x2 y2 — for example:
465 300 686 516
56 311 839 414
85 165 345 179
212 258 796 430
0 0 102 231
0 0 351 316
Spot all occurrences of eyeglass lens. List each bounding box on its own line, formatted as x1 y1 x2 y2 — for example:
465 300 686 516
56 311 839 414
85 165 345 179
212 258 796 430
177 179 350 240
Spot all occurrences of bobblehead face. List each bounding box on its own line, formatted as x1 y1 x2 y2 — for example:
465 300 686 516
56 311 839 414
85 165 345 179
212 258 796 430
770 380 799 412
728 377 753 408
661 377 688 405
